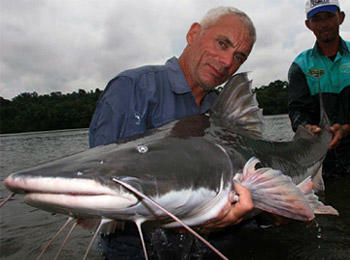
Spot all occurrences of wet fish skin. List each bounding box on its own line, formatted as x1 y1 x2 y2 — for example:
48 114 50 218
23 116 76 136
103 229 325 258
2 73 338 259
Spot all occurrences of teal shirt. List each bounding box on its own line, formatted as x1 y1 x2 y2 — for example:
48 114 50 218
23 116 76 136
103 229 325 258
288 38 350 130
293 39 350 95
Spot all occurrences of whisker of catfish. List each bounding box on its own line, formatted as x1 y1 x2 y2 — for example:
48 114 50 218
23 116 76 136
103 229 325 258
36 217 74 260
54 220 78 260
135 218 148 260
0 192 15 207
83 218 112 260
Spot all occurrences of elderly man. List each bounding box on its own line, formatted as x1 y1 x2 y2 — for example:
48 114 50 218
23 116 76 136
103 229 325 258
89 6 256 259
288 0 350 181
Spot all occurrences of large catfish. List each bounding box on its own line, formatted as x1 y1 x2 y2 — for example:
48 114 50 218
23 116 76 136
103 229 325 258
3 73 338 260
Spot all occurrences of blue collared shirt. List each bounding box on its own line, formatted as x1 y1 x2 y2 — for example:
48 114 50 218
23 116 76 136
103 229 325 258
89 57 218 147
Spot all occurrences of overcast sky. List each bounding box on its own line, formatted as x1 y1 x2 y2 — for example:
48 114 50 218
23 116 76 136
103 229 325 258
1 0 349 100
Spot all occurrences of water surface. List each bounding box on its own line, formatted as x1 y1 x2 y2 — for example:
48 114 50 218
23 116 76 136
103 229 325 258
0 116 349 259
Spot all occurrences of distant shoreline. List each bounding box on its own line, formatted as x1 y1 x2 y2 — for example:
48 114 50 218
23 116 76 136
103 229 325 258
0 114 290 137
0 128 88 138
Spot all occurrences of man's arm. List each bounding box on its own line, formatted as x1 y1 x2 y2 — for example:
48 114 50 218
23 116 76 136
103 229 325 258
288 62 319 132
89 76 148 148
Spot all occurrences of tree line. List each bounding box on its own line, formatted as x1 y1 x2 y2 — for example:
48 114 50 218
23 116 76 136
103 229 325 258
0 89 102 134
0 80 288 134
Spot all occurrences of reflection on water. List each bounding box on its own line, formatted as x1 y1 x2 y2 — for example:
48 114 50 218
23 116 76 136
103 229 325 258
0 116 349 260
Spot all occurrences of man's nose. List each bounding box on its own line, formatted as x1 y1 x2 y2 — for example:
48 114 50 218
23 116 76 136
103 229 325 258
219 53 234 68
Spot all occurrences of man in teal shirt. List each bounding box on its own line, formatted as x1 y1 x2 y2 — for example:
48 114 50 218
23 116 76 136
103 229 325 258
288 0 350 180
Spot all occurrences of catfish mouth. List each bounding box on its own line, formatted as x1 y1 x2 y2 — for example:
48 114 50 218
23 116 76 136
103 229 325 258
4 175 138 216
4 175 117 196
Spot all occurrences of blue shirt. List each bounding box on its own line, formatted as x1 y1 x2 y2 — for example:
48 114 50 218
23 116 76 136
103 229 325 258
89 57 217 147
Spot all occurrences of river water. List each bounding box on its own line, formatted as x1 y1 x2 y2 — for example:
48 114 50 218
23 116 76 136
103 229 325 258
0 115 349 260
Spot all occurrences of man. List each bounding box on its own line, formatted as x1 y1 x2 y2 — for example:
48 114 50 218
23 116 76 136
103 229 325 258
89 6 256 259
288 0 350 181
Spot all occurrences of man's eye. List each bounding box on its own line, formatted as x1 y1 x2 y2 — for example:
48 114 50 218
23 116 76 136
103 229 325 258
233 55 244 63
218 40 227 49
311 13 335 22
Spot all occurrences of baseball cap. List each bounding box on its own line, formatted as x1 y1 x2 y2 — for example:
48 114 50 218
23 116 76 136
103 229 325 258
305 0 340 19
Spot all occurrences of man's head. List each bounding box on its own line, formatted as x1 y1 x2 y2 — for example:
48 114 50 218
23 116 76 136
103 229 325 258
179 7 256 92
305 0 345 43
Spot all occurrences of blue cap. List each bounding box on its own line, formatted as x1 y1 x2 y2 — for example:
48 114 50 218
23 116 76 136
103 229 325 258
305 0 340 19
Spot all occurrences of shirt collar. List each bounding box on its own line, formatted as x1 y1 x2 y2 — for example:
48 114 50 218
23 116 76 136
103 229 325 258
165 56 192 94
165 56 218 112
312 37 349 56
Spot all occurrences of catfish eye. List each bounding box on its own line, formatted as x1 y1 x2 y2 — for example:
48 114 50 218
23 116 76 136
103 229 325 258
137 144 148 154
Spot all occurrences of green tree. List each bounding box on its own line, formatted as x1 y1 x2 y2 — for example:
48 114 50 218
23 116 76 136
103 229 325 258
0 89 102 134
254 80 289 115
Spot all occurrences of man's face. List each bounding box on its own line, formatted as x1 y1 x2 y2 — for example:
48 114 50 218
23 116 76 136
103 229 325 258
306 11 344 43
186 15 254 91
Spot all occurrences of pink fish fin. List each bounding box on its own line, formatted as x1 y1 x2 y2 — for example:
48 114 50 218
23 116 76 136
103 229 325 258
311 165 325 192
100 220 120 235
77 218 100 230
112 177 229 260
77 218 119 235
36 217 73 260
234 157 314 221
297 177 339 216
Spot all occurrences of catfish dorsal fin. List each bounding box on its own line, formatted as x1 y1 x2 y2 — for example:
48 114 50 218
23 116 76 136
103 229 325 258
210 72 264 138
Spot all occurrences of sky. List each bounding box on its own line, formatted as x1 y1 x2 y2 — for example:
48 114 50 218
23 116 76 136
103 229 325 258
1 0 349 100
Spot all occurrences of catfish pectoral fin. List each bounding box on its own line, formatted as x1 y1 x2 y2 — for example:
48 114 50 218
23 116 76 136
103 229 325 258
235 157 317 221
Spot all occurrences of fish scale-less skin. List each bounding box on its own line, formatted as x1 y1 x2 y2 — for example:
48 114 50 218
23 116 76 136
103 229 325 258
5 129 236 225
6 134 233 196
3 73 338 256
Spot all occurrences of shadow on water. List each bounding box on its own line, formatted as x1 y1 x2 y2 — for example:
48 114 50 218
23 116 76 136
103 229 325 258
0 116 349 259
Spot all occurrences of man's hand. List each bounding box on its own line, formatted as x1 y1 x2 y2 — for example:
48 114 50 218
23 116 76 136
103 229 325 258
329 123 350 150
305 124 321 134
305 123 350 150
199 183 253 232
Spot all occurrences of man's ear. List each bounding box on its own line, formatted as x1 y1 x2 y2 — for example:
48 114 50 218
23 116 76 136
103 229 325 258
338 11 345 25
186 22 201 45
305 19 312 31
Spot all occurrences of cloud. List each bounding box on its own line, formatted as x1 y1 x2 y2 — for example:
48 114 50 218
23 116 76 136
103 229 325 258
0 0 349 99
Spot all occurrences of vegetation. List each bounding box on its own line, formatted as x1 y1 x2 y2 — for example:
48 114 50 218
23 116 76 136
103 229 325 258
0 80 288 134
0 89 102 134
253 80 289 115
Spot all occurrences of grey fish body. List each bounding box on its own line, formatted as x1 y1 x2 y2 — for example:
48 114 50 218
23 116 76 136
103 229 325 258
4 73 337 228
6 118 235 226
